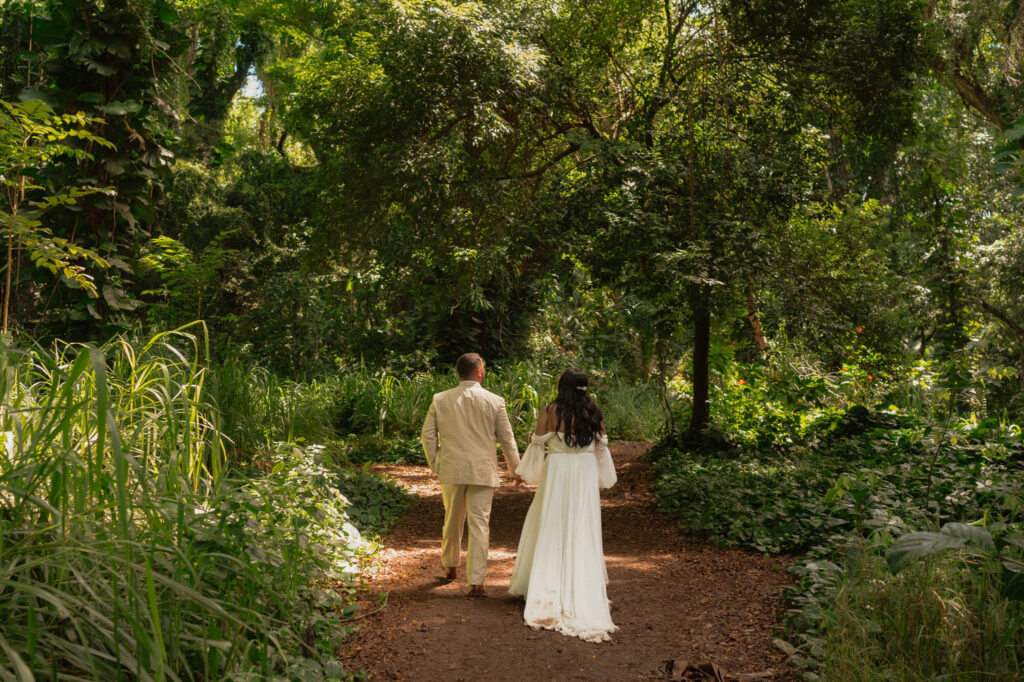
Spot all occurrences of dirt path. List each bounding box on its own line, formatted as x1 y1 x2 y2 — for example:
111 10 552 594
343 442 794 680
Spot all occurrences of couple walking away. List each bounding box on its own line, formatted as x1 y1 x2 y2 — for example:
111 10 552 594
421 353 618 643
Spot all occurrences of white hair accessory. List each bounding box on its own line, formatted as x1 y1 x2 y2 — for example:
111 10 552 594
576 385 587 391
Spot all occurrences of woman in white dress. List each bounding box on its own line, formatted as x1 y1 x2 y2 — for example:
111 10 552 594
508 369 618 643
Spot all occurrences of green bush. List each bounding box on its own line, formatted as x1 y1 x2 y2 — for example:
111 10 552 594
799 542 1024 680
334 467 415 536
0 328 373 680
332 434 426 466
213 359 666 462
655 415 1024 679
652 344 1024 680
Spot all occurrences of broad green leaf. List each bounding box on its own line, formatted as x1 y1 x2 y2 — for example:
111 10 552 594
156 0 179 25
84 59 116 76
77 92 106 104
1004 114 1024 143
1001 532 1024 550
98 101 133 116
105 158 128 176
14 93 55 114
885 531 966 573
940 523 994 551
1001 566 1024 602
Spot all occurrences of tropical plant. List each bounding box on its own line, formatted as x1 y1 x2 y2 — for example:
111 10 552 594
0 325 373 679
887 522 1024 601
0 99 113 332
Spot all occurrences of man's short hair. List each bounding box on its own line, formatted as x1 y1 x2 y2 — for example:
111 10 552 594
456 353 483 379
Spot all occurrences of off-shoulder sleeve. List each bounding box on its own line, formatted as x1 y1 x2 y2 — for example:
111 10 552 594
515 432 555 485
594 434 616 489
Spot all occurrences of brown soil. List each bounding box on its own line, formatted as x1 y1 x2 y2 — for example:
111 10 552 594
342 442 795 681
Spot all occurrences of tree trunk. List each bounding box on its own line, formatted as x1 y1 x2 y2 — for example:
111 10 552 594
745 287 767 354
689 284 711 433
2 234 12 335
978 300 1024 388
937 226 968 355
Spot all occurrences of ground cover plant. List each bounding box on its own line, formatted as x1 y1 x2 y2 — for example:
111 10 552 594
332 465 415 536
652 349 1024 680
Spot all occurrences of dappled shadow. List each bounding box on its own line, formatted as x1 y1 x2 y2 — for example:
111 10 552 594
345 441 794 681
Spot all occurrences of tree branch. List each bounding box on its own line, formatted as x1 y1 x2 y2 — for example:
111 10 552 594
928 58 1008 131
494 143 581 181
979 299 1024 339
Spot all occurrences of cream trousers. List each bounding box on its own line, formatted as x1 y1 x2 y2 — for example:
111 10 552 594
440 483 495 585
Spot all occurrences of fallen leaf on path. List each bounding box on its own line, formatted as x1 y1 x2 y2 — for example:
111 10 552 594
344 443 795 681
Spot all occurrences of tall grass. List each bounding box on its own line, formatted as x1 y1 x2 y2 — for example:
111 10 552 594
818 548 1023 680
213 359 665 454
594 375 664 440
0 324 369 680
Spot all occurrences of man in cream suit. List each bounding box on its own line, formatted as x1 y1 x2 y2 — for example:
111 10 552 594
421 352 521 597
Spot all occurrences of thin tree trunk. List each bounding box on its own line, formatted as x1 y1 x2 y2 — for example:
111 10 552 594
919 325 935 356
978 300 1024 388
3 175 25 336
2 233 12 335
258 111 268 149
938 225 967 354
654 338 675 432
745 287 767 354
689 284 711 433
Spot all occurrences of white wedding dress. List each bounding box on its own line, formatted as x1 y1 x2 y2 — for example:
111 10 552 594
508 431 617 643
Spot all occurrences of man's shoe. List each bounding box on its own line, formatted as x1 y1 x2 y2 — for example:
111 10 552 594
468 585 487 598
443 567 457 582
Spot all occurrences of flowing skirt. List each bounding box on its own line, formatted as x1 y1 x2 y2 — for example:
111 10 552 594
508 451 616 642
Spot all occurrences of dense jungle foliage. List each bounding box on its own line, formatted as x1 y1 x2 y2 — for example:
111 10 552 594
2 0 1024 679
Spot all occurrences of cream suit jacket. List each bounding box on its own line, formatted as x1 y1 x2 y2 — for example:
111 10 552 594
421 380 521 487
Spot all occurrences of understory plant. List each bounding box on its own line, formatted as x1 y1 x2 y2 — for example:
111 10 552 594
0 326 374 680
213 357 665 460
797 527 1024 681
653 349 1024 680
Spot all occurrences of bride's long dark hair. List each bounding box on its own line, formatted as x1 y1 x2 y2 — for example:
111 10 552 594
553 369 604 447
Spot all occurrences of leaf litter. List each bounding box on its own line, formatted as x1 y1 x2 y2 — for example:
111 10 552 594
342 441 795 680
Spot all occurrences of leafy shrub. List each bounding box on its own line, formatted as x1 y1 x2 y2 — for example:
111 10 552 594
802 541 1024 681
0 329 373 680
653 347 1024 680
656 418 1024 679
592 373 665 440
656 411 1023 547
214 359 666 462
333 434 426 466
654 449 850 553
334 467 415 536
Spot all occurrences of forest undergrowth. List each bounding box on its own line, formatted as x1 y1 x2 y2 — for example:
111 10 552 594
652 344 1024 680
4 322 1023 680
3 0 1024 679
0 325 391 680
0 324 663 680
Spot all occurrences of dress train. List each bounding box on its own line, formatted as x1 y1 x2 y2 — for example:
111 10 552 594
509 432 616 643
